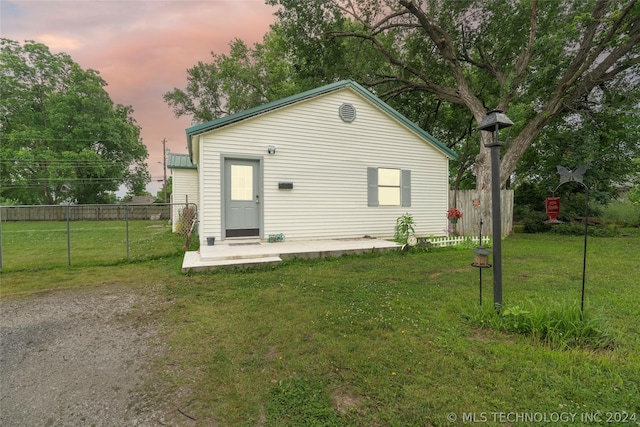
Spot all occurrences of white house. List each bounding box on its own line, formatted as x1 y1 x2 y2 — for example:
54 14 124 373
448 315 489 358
180 80 457 246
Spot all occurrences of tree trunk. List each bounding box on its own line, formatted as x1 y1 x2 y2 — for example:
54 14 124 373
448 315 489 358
473 109 554 234
474 134 494 233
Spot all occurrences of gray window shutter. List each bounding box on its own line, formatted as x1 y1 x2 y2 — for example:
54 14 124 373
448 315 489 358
367 167 378 206
401 169 411 207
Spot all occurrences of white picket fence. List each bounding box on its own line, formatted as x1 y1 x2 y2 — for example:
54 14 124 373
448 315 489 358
425 235 491 248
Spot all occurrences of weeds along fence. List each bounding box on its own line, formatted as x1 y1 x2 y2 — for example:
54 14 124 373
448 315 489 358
0 203 198 271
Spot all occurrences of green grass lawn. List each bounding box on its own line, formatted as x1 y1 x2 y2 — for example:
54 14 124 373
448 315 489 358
1 231 639 426
0 220 191 271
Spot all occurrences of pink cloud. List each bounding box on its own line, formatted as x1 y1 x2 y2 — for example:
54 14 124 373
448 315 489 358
1 0 278 195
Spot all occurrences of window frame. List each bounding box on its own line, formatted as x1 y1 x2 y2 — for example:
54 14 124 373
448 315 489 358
377 168 401 206
367 167 411 207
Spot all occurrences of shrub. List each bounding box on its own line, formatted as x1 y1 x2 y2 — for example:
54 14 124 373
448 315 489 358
394 213 415 244
600 200 640 227
465 300 616 350
628 184 640 204
522 212 551 233
548 223 617 237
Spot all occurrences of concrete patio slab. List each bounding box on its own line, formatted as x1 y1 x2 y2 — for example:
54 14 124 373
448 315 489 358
181 238 401 272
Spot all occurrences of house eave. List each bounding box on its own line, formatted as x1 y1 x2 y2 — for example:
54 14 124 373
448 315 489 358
185 79 458 161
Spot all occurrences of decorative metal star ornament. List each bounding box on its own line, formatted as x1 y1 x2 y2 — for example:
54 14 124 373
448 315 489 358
557 164 588 185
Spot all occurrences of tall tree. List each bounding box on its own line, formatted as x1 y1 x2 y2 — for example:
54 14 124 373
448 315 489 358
269 0 640 199
163 22 390 123
0 39 150 204
518 83 640 203
163 29 301 123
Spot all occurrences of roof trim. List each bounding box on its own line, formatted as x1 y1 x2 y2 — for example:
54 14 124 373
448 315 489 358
186 79 457 160
167 153 196 170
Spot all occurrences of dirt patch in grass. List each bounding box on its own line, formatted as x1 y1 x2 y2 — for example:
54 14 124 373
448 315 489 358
0 284 168 426
331 389 362 414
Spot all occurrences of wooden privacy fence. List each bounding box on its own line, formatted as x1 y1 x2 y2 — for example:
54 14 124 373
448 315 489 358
449 190 514 237
0 204 171 221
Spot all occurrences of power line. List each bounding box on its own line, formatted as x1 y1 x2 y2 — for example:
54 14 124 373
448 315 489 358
0 137 139 143
2 177 127 181
0 160 121 165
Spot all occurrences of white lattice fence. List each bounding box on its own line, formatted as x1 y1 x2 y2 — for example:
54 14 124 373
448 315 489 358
425 235 491 248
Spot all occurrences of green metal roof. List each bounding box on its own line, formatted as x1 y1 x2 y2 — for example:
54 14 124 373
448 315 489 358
167 153 196 169
186 79 457 160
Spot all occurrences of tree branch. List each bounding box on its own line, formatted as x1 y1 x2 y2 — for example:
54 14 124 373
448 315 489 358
562 1 640 109
370 8 414 34
557 0 611 93
398 0 485 115
329 29 464 104
498 0 539 110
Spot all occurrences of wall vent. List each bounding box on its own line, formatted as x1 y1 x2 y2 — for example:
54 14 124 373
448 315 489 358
339 103 356 122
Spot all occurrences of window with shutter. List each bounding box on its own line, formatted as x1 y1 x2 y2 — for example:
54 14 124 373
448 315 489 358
367 167 411 207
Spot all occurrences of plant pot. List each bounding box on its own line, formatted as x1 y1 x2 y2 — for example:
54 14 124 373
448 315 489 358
207 237 215 246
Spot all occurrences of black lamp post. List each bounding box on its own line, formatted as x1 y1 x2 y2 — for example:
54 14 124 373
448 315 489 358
477 110 514 309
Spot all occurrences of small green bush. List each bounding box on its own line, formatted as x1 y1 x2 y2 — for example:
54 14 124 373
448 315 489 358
394 213 415 244
465 300 617 350
548 223 617 237
600 200 640 227
522 212 551 233
628 184 640 204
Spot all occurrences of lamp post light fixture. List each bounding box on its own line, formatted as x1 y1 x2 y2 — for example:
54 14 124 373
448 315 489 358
477 110 514 309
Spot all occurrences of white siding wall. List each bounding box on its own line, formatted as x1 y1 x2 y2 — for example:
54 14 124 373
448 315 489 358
171 168 199 232
198 88 450 242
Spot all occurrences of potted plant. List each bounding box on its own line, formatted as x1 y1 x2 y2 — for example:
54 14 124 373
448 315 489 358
447 207 463 224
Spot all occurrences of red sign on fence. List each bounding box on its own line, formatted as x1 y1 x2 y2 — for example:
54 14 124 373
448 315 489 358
546 197 561 223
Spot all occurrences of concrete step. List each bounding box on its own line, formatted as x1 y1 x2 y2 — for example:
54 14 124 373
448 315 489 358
204 256 283 268
182 238 401 273
199 241 276 262
182 251 282 272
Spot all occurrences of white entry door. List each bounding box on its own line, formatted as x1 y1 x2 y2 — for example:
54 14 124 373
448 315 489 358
224 159 261 238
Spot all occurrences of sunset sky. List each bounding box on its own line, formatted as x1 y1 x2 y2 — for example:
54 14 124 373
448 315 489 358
1 0 278 196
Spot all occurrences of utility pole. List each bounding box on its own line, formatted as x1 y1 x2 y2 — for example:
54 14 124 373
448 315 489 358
162 138 168 203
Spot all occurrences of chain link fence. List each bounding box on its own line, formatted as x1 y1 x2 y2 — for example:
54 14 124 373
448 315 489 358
0 203 198 271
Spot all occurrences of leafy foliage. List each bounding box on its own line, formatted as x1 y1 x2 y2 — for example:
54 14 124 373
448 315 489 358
599 200 640 227
630 185 640 204
516 84 640 204
393 212 415 243
163 26 317 123
466 300 617 350
0 39 150 204
165 0 640 202
269 0 640 195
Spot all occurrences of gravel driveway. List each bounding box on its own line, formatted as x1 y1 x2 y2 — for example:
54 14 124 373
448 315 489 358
0 285 168 426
